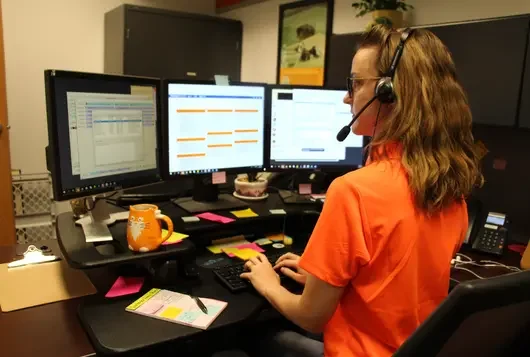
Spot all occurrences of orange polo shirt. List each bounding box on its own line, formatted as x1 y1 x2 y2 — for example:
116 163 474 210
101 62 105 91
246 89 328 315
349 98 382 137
299 150 468 357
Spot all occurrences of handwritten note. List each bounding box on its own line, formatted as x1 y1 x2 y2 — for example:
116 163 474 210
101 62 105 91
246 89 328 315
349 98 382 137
105 277 144 298
207 239 249 254
212 171 227 185
230 208 258 218
266 233 285 242
196 212 235 224
161 230 189 246
233 248 261 261
182 216 200 223
299 183 312 195
236 243 265 253
253 238 273 246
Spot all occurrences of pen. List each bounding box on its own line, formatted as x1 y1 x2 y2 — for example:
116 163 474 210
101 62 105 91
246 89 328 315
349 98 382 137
192 296 208 314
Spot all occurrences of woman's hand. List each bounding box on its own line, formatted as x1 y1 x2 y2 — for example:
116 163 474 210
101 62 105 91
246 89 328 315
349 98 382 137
240 254 281 296
274 253 308 285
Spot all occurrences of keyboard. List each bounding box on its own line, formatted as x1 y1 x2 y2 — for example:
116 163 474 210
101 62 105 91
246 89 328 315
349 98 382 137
213 249 304 293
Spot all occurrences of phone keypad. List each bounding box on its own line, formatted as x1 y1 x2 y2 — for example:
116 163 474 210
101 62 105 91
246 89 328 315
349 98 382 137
474 228 506 255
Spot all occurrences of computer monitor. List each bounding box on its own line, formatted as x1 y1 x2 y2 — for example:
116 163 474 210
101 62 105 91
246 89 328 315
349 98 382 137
163 80 266 213
45 70 161 240
268 85 365 171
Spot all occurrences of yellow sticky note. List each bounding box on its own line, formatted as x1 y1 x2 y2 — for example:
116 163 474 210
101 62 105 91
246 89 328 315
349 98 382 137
267 233 285 242
162 230 189 245
234 248 261 261
222 247 240 255
160 306 183 319
207 239 249 254
230 208 258 218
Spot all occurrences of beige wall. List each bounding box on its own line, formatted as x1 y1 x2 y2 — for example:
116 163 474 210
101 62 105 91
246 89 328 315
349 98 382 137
2 0 215 174
223 0 530 84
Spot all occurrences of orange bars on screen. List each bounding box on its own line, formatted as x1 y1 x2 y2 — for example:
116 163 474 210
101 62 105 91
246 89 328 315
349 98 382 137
176 109 205 113
207 131 232 135
177 137 205 142
235 140 258 144
234 129 258 133
207 144 232 148
177 153 206 158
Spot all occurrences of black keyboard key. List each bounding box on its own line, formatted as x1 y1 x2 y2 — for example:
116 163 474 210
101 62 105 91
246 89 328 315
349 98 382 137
213 249 304 292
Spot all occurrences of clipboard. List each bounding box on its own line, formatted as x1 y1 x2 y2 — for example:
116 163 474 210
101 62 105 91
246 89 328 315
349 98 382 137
0 246 96 312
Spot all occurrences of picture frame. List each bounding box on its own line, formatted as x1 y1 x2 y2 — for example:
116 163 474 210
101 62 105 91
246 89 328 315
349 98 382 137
276 0 334 86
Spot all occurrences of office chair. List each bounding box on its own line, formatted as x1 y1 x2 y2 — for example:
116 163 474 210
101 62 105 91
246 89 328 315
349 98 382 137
394 270 530 356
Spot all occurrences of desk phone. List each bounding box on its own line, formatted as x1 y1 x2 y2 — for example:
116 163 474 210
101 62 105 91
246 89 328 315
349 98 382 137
470 212 508 256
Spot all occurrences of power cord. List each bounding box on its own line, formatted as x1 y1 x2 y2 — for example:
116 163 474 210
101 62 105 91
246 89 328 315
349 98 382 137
451 253 522 280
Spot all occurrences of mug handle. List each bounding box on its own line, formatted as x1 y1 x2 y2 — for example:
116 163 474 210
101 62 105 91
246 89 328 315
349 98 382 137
156 211 174 243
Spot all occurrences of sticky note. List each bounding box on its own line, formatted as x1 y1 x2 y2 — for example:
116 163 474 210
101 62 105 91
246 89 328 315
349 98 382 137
231 208 258 218
212 171 227 184
160 306 183 319
197 212 235 224
221 247 239 257
267 233 285 242
105 276 144 298
207 239 249 254
253 238 273 246
179 310 201 323
233 248 261 260
206 305 223 316
182 216 200 223
299 183 312 195
161 230 189 246
236 243 265 253
269 209 286 215
214 75 230 86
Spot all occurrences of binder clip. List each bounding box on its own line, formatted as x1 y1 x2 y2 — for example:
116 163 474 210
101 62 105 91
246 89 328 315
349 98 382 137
8 245 60 269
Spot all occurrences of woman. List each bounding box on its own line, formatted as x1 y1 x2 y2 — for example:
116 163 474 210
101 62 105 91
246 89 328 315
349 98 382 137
240 25 483 356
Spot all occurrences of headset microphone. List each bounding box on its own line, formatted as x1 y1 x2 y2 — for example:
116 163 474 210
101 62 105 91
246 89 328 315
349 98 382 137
336 95 378 142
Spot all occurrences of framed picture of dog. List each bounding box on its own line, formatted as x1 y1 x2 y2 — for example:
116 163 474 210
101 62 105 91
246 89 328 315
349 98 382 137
277 0 334 86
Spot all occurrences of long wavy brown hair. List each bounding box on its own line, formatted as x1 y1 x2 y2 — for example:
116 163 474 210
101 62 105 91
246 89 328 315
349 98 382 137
360 25 484 212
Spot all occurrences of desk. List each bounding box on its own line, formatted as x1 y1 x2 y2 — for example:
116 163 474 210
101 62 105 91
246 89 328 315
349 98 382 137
0 241 94 357
0 221 526 356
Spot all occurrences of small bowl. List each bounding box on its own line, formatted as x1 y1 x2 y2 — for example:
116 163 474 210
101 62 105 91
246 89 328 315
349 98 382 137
234 177 268 198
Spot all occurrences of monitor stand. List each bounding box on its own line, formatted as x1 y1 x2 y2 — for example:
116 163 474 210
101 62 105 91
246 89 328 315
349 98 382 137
75 198 129 243
172 176 247 214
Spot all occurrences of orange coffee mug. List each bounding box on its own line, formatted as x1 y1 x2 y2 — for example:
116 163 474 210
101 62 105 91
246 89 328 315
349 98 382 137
127 204 174 252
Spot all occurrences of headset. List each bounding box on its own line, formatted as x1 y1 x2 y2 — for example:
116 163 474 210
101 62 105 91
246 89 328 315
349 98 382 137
375 27 415 104
336 27 415 142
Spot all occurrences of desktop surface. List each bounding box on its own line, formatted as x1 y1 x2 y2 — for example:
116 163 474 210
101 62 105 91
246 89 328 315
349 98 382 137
269 86 364 170
2 228 525 356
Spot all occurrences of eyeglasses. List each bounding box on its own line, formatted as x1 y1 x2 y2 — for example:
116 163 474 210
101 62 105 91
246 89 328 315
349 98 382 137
346 75 382 97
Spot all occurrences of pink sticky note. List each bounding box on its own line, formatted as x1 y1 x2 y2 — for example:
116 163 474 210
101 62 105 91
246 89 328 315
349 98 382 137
105 276 144 298
212 171 227 185
236 243 265 253
299 183 312 195
196 212 235 224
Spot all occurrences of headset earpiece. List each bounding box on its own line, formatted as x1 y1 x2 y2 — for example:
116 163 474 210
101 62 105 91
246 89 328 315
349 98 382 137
375 28 414 104
375 77 395 103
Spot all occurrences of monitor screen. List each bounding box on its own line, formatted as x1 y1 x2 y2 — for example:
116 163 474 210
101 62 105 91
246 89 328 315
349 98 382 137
166 83 265 176
45 70 161 201
269 87 364 170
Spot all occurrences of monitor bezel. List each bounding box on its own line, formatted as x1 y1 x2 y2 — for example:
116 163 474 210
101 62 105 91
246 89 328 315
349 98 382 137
45 70 163 201
266 84 366 173
161 79 269 180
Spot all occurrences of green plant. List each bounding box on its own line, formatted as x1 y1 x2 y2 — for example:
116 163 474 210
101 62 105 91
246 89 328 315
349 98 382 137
352 0 414 17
